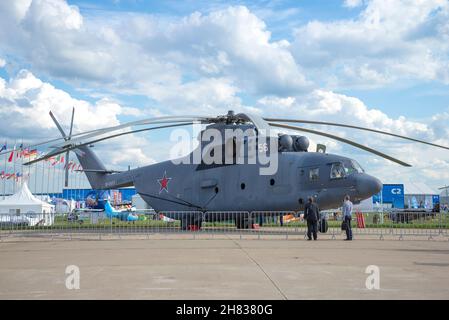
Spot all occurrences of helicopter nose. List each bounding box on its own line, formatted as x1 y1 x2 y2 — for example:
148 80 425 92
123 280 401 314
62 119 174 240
356 174 382 199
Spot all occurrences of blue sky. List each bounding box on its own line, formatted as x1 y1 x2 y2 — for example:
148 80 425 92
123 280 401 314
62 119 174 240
1 0 449 189
54 0 449 118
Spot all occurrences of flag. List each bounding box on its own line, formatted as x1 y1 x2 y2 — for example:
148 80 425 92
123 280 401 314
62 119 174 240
25 149 38 160
0 171 4 179
7 173 15 180
60 155 65 163
0 143 6 152
52 155 61 166
51 155 61 166
8 144 16 162
16 144 23 157
18 148 28 158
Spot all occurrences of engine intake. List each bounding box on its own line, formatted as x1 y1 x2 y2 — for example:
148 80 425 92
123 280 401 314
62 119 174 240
278 135 309 152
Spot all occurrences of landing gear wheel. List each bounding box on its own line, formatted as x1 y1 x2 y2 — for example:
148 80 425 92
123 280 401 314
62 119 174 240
235 214 254 229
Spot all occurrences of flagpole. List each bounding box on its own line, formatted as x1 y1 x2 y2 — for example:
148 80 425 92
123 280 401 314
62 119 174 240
40 157 44 199
2 141 6 200
20 138 24 188
76 163 80 202
12 139 16 193
69 162 72 200
47 158 51 199
76 164 79 199
60 158 63 197
33 154 38 195
58 160 61 197
52 161 56 197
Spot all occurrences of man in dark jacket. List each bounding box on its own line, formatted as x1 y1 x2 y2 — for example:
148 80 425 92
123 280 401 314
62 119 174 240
304 197 320 241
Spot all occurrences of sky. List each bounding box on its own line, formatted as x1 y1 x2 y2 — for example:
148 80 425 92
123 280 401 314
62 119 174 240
0 0 449 191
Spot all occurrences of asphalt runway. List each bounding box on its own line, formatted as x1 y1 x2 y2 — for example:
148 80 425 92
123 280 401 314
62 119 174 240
1 236 449 300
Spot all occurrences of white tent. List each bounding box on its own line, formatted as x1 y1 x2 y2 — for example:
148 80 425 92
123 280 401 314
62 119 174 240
404 182 438 195
0 182 55 226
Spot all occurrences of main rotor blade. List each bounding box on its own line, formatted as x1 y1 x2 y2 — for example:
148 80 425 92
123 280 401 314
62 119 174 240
264 118 449 151
23 122 192 166
268 122 412 167
0 116 209 157
68 107 75 138
49 111 68 139
47 116 208 150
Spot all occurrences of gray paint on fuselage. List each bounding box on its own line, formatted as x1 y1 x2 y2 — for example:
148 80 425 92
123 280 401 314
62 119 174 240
131 151 375 213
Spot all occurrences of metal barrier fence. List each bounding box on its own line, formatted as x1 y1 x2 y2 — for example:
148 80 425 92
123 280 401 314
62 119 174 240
0 210 448 241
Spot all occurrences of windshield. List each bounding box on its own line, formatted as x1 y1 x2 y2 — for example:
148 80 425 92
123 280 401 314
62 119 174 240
343 160 364 175
352 160 365 173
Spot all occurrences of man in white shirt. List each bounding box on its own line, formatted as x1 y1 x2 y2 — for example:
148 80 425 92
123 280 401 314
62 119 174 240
342 195 353 241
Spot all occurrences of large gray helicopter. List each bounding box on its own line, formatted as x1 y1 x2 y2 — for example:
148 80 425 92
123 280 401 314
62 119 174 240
21 110 449 229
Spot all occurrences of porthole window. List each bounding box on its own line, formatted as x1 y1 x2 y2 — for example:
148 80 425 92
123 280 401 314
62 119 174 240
241 183 246 190
309 168 320 182
215 187 219 194
270 179 275 186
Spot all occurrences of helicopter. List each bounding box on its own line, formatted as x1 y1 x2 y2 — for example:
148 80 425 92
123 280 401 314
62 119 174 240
21 109 449 230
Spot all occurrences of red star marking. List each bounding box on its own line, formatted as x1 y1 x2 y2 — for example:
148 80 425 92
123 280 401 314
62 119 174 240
157 171 172 194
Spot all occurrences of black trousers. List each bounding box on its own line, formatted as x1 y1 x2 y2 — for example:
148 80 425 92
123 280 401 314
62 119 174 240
307 220 318 240
345 216 353 240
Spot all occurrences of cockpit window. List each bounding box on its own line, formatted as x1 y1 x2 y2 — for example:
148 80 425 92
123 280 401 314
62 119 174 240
343 160 364 175
352 160 365 173
330 163 346 179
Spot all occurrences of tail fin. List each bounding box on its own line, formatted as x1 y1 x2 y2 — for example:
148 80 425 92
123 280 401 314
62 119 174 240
75 146 108 189
48 109 132 190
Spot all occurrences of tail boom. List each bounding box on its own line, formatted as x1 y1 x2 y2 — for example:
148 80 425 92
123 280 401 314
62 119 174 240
75 146 135 189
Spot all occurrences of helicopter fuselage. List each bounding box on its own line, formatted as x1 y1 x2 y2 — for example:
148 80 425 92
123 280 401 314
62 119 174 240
131 151 382 213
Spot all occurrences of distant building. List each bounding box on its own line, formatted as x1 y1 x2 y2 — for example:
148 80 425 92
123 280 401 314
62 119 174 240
439 187 449 210
404 182 439 210
373 182 440 210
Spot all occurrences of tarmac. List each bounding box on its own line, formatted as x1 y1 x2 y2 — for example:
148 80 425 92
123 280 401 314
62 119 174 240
1 235 449 300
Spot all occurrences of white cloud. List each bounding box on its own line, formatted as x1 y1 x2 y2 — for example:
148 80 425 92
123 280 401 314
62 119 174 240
343 0 365 8
292 0 449 89
0 70 157 168
256 89 449 189
0 70 120 133
1 0 449 191
0 2 310 101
